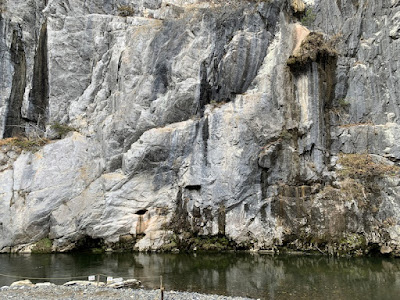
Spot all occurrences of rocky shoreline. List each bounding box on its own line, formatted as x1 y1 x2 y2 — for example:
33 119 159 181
0 280 255 300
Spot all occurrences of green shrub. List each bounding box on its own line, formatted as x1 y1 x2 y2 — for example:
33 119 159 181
50 123 76 137
301 8 316 27
338 98 350 107
32 238 53 254
91 248 105 254
280 129 293 140
160 241 178 252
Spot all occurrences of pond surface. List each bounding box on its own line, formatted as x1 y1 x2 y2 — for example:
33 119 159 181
0 252 399 299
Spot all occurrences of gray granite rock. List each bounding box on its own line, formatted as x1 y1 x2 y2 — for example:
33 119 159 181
1 0 400 256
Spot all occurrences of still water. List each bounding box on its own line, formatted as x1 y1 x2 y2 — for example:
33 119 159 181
0 252 399 299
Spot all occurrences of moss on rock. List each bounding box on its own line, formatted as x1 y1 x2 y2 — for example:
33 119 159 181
161 233 240 252
31 238 53 253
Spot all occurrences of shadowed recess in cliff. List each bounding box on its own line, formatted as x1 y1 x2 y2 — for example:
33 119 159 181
73 236 105 252
4 29 26 138
286 31 338 177
27 21 49 129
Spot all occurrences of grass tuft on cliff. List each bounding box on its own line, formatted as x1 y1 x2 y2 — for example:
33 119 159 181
50 122 77 138
338 153 400 179
287 32 337 67
0 136 49 152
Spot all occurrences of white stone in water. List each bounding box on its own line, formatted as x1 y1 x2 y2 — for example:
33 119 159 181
36 282 55 287
63 281 105 287
380 245 393 254
107 279 141 289
10 280 34 287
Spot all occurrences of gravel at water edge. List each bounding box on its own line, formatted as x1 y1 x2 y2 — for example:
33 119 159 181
0 285 258 300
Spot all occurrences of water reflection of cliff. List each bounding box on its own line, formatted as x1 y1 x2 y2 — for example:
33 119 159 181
0 253 399 299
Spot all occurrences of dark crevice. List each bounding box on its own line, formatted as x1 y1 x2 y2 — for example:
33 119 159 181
27 21 49 129
170 187 191 233
4 28 26 138
202 117 209 164
185 185 201 191
73 236 105 252
198 61 212 115
135 209 148 215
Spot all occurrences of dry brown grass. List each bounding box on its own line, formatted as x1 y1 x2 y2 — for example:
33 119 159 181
338 153 400 179
287 32 338 67
0 136 49 151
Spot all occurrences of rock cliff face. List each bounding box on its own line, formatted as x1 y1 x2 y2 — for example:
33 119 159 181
1 0 400 256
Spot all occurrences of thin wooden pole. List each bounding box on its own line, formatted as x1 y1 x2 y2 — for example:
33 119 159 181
96 274 99 287
160 275 164 300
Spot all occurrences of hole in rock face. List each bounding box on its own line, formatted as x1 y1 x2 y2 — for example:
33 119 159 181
368 243 383 257
135 209 148 215
185 185 201 191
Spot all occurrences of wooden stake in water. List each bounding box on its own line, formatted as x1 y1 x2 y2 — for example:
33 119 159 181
160 275 164 300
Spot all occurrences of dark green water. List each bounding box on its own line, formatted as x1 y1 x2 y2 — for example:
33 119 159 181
0 252 399 299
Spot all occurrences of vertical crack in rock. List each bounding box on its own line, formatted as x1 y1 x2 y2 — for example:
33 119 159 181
170 187 190 233
218 204 226 235
198 61 212 115
4 28 26 138
27 21 48 129
201 117 209 165
319 54 337 168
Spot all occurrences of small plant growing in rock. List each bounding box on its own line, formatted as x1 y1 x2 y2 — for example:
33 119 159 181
280 129 293 140
338 98 350 107
117 5 135 17
300 7 316 27
209 99 227 109
50 122 76 138
31 238 53 253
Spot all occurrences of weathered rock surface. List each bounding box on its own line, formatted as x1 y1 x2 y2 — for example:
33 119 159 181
1 0 400 256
